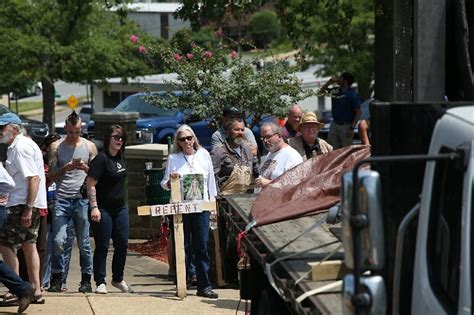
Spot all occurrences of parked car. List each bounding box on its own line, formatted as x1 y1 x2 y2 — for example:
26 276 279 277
0 105 49 144
109 92 214 150
79 103 94 123
10 82 42 100
54 121 88 139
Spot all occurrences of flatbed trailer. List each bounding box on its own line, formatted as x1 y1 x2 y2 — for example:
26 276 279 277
219 194 343 314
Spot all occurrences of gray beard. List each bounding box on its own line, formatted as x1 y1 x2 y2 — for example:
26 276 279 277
232 136 245 146
0 134 11 144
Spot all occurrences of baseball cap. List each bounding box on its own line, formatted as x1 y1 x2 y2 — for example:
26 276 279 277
222 105 240 118
0 112 22 126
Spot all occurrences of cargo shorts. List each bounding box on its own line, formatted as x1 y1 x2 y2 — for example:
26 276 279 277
0 205 41 249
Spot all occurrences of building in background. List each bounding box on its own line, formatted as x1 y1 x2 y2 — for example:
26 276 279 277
126 2 189 39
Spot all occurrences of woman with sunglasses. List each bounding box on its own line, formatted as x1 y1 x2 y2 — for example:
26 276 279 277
161 124 218 299
86 125 134 294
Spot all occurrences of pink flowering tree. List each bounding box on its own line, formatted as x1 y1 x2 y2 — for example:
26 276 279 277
131 35 310 119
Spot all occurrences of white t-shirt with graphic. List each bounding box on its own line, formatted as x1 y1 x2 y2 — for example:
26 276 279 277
259 145 303 180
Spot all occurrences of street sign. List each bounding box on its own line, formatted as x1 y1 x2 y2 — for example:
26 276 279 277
67 95 78 109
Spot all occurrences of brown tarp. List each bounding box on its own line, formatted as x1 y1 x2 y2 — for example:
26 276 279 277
250 145 371 227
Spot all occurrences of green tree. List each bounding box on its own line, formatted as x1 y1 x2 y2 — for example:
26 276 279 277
249 10 281 49
0 0 162 129
275 0 374 98
141 41 310 120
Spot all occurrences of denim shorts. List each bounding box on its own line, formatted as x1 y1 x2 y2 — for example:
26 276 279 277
0 205 41 249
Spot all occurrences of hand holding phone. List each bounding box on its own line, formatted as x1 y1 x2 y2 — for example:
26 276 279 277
72 158 82 164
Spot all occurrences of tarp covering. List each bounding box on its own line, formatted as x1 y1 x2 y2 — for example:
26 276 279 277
250 145 371 227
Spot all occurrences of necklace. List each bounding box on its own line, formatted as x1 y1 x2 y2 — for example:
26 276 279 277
183 151 196 170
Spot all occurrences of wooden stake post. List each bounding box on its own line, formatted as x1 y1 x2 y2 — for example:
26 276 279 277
137 177 216 299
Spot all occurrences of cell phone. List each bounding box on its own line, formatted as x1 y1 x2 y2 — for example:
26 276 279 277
72 158 81 164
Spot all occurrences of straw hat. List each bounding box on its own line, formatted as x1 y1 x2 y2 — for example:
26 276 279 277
297 112 325 130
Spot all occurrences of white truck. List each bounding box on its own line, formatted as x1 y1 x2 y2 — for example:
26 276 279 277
342 105 474 314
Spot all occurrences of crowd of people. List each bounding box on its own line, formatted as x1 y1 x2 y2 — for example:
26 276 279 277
0 110 134 313
0 71 368 311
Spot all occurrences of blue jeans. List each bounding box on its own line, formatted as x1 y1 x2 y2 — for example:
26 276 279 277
90 206 129 285
0 206 32 296
183 211 212 292
51 198 92 275
42 221 75 288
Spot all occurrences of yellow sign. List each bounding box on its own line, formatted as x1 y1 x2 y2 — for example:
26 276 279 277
67 95 78 109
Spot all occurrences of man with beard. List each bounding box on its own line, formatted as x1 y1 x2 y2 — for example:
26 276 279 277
0 112 47 303
281 104 303 141
255 122 303 192
211 106 258 156
211 118 258 194
288 112 333 161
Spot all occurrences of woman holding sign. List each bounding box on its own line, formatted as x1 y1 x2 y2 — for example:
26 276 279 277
87 125 134 294
161 124 218 299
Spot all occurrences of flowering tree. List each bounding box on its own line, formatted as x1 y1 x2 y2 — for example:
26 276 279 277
130 33 311 120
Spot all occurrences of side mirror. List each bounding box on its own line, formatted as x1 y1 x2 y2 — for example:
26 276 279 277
342 274 386 315
341 170 384 270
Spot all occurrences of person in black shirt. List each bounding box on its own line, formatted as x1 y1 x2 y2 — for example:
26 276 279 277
86 125 133 294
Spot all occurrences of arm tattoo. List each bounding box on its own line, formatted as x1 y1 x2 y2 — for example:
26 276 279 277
88 186 97 206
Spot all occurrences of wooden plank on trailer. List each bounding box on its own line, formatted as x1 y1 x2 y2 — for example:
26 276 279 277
307 260 348 281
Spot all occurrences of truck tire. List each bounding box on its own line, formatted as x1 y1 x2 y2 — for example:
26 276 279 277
257 287 290 315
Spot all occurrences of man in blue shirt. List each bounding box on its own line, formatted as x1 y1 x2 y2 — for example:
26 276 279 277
321 73 361 149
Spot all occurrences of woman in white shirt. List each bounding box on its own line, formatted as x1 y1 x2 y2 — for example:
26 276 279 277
161 124 218 299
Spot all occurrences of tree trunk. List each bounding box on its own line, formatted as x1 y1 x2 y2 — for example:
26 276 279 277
42 78 55 131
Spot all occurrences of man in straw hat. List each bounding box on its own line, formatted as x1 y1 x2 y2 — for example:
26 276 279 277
288 112 333 161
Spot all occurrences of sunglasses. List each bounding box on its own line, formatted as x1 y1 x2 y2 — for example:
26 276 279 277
111 135 124 142
178 136 194 142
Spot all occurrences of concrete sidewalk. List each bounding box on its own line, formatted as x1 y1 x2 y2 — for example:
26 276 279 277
0 240 246 314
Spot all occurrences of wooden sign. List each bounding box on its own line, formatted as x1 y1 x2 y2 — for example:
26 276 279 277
136 177 219 299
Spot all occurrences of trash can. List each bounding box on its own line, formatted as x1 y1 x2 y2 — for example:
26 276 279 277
145 168 171 205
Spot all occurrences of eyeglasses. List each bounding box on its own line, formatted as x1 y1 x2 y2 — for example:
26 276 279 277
111 135 124 142
178 136 194 142
260 133 278 141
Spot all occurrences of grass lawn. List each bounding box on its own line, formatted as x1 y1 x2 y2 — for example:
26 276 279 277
9 97 86 113
242 40 296 58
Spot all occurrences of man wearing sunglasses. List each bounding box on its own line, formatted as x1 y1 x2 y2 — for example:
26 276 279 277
47 111 97 293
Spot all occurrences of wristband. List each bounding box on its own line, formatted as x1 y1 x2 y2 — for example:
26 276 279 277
25 204 33 210
91 205 99 210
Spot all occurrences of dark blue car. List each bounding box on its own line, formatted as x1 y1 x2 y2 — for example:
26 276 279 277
112 92 214 150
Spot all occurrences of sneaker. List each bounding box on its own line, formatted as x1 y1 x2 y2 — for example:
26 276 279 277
111 280 134 293
79 280 92 293
17 287 35 313
95 283 107 294
196 288 218 299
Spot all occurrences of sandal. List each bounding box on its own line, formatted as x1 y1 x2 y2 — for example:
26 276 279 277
0 292 18 306
32 295 45 304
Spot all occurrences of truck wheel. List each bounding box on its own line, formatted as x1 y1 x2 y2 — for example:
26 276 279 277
257 287 290 315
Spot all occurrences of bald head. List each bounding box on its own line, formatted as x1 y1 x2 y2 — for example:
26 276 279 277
287 104 303 130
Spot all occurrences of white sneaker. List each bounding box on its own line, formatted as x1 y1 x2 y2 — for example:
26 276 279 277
95 283 107 294
111 280 134 293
